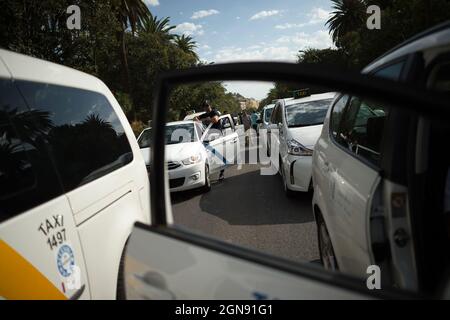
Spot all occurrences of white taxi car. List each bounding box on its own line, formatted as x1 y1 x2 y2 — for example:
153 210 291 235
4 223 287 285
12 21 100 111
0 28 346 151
0 49 150 299
267 92 335 196
312 22 450 291
138 116 239 192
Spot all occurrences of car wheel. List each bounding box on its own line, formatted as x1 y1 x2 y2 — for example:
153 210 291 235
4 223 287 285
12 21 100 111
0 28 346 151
202 164 211 192
317 216 339 271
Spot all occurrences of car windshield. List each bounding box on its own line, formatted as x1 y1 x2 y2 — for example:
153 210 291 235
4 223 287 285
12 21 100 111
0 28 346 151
138 124 196 148
285 99 333 128
164 124 196 145
264 108 274 122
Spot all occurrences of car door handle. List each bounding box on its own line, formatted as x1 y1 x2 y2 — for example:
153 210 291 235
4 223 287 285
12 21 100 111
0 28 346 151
132 271 175 300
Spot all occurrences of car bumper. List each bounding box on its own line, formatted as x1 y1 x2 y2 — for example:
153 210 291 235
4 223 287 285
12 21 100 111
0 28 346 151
283 155 312 192
167 162 206 192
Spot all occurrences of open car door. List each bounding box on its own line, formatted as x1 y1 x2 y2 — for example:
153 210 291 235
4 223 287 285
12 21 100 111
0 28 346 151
124 223 371 299
123 62 449 300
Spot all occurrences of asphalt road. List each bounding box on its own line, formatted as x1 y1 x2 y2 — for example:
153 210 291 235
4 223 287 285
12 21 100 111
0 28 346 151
170 142 320 265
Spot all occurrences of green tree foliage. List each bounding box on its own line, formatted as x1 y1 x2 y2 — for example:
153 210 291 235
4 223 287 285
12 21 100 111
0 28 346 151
168 82 241 121
323 0 450 69
139 12 176 41
326 0 366 46
110 0 151 120
259 83 298 108
174 34 199 61
0 0 229 135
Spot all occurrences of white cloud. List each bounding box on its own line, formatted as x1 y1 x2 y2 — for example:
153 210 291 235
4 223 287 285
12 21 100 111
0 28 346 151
172 22 204 36
236 16 241 20
191 9 220 20
199 44 211 50
308 7 330 24
250 10 280 21
212 45 297 63
274 7 330 30
275 23 306 30
144 0 159 6
276 30 333 49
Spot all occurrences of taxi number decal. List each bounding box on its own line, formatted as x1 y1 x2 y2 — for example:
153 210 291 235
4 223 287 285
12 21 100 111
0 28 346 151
46 229 66 251
38 215 66 251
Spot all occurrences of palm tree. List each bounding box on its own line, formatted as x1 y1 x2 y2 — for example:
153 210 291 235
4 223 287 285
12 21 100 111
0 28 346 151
139 12 176 41
110 0 151 120
174 34 199 60
326 0 366 46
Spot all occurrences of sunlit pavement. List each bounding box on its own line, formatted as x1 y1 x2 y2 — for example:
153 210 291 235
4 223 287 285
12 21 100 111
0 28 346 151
170 135 320 264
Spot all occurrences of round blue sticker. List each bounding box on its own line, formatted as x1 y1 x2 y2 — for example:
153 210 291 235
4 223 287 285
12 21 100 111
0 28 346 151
57 244 75 277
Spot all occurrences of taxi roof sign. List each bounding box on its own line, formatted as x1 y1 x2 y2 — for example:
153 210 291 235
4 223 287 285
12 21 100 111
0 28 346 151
292 88 310 99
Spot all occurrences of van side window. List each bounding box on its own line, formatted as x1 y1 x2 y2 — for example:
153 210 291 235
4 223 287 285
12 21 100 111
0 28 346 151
18 81 133 192
272 104 282 124
270 105 277 124
373 60 405 81
0 80 63 221
330 95 349 140
336 96 387 166
427 60 450 94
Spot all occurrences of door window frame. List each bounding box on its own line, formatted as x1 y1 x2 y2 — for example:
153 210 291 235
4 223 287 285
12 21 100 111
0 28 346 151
328 94 384 172
146 62 448 300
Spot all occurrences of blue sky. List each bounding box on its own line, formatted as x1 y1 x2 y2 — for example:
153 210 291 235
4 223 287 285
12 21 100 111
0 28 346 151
145 0 335 99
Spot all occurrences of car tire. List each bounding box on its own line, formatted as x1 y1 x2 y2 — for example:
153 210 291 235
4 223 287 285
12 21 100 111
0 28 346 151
317 215 339 271
202 164 211 192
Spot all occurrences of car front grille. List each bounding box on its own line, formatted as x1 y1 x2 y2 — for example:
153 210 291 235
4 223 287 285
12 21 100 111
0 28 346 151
167 161 181 170
169 177 185 189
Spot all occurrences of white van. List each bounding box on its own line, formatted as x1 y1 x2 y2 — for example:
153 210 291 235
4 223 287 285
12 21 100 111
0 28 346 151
0 49 150 299
312 22 450 292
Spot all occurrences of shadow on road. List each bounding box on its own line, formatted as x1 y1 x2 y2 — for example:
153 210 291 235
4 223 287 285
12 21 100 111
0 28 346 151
192 169 314 226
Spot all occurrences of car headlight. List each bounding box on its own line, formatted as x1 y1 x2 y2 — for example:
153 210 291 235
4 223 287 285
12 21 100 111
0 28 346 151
287 139 313 156
182 154 202 165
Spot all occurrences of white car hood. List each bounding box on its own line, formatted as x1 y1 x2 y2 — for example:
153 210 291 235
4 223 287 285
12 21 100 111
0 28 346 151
288 124 323 148
140 142 203 166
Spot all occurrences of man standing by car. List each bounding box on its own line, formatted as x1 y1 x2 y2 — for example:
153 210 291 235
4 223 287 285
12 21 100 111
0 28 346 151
241 110 251 146
250 110 259 133
195 101 225 181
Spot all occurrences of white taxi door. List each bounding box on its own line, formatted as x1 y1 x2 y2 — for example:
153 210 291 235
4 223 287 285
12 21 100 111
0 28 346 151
318 96 384 277
220 115 239 164
124 223 374 300
0 69 89 299
202 123 227 175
